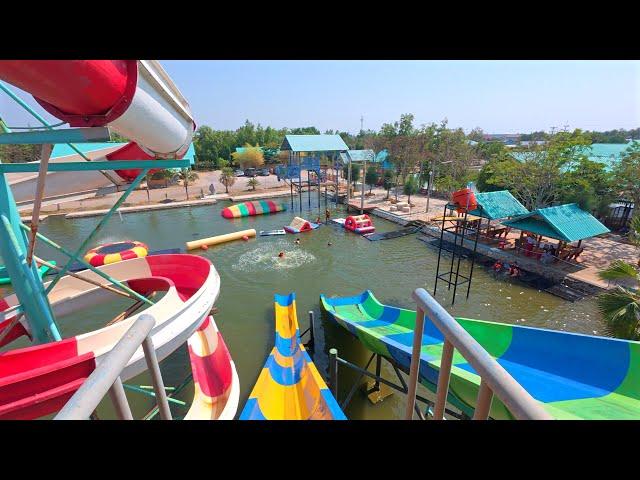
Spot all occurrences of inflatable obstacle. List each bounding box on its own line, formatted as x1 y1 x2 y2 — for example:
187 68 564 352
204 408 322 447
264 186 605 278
186 229 256 250
284 216 321 234
259 229 286 236
344 214 375 234
221 200 287 219
84 241 148 267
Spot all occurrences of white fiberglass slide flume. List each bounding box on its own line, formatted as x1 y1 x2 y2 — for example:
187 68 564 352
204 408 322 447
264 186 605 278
0 254 238 420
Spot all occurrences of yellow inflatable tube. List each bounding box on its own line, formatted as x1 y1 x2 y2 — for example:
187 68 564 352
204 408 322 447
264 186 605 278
186 228 256 250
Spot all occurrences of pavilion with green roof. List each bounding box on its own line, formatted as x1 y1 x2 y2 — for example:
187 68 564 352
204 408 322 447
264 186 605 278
502 203 610 259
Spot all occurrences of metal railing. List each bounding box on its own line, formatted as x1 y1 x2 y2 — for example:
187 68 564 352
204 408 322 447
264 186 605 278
405 288 552 420
55 314 172 420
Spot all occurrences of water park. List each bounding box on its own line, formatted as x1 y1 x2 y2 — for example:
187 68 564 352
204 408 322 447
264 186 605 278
0 60 638 421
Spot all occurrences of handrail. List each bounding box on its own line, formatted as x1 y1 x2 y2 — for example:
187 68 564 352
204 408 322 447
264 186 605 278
405 288 552 420
55 314 172 420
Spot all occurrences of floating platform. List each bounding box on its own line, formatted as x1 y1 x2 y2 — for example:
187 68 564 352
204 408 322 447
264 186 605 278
364 226 420 241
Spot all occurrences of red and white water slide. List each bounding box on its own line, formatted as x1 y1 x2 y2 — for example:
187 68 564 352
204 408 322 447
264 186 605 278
0 60 194 181
0 61 239 419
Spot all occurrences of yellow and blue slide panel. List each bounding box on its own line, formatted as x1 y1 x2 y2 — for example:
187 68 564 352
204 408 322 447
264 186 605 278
240 293 346 420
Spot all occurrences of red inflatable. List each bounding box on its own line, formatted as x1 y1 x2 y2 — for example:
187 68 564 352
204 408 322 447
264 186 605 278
344 214 375 234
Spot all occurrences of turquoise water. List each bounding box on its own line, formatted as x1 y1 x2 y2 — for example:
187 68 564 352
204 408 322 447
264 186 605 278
7 195 604 419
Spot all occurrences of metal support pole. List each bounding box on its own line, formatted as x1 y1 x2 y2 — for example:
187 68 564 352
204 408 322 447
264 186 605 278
373 354 382 391
347 155 352 208
425 170 433 215
433 203 447 296
109 377 134 420
26 143 53 266
307 310 315 352
329 348 338 399
45 168 149 294
433 339 454 420
307 168 311 211
472 380 494 420
142 335 172 420
360 159 366 214
298 154 302 213
404 307 425 420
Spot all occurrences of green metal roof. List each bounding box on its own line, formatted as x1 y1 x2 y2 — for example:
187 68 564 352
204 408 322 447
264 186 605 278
280 135 348 153
502 203 610 242
468 190 529 220
340 149 376 163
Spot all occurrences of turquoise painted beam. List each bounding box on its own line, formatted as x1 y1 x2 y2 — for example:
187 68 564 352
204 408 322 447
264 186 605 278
0 127 111 145
0 216 61 342
0 160 191 173
20 224 155 307
44 169 150 295
0 108 61 342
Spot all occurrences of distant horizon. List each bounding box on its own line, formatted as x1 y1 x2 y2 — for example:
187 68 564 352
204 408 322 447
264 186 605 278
1 60 639 134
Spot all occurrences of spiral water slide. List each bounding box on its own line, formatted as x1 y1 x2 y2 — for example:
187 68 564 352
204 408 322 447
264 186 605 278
0 62 239 419
0 60 195 196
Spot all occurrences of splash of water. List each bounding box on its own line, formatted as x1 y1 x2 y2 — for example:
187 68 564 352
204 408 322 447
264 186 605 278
232 241 316 272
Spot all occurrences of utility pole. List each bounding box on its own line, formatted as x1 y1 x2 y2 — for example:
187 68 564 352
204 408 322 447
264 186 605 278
360 115 364 133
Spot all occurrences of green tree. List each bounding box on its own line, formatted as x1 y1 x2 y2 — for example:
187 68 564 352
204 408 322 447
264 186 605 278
232 144 265 169
403 175 418 204
365 166 379 193
343 163 360 188
612 142 640 223
178 168 199 200
382 170 394 199
247 177 260 191
219 167 235 193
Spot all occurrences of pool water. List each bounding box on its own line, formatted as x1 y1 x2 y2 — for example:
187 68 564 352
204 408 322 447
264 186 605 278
13 195 604 419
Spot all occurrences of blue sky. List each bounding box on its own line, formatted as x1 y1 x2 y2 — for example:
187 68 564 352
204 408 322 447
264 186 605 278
2 61 639 134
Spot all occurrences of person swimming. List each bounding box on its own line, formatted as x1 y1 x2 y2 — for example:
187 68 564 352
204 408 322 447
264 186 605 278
295 238 300 245
509 262 521 278
327 241 333 246
493 260 503 273
278 251 285 258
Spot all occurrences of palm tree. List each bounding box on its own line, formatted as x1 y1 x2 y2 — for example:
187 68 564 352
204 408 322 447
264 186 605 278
219 167 235 193
247 177 260 191
178 168 199 200
597 217 640 340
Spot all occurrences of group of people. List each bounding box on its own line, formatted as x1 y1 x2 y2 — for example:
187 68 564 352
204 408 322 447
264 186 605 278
493 260 521 278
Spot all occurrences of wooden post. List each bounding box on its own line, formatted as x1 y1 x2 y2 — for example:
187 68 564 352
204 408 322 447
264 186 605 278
473 380 494 420
26 143 53 266
405 307 425 420
433 339 454 420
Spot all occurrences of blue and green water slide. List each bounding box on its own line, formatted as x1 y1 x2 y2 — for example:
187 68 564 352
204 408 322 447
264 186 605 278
320 290 640 420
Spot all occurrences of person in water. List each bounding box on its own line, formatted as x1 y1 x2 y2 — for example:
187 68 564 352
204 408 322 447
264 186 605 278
493 260 503 273
509 262 521 278
295 238 300 245
325 209 331 223
278 251 285 258
327 241 333 246
315 216 321 224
